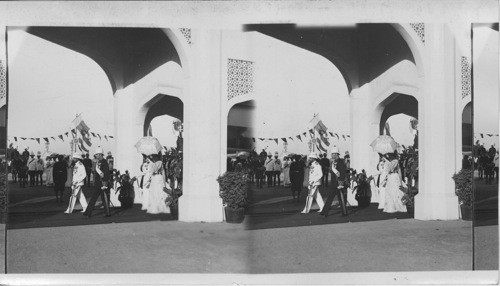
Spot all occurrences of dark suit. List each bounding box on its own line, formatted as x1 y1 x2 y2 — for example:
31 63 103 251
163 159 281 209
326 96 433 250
83 158 111 217
320 158 347 217
289 160 304 200
82 158 93 186
53 160 67 201
320 157 330 186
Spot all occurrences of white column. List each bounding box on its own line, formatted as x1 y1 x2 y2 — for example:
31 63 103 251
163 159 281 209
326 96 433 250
350 85 378 176
178 29 224 222
0 25 5 109
113 85 143 177
415 24 459 220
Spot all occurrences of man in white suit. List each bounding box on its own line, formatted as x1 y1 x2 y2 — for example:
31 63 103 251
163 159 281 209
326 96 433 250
301 152 325 214
64 152 88 214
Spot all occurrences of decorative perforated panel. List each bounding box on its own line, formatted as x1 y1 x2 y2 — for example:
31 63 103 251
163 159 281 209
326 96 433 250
409 23 425 44
227 59 254 100
461 56 471 99
179 28 192 45
0 60 5 102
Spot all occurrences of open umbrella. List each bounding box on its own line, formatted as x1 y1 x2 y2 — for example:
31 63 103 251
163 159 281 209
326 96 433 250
370 135 399 154
237 151 250 158
135 136 163 155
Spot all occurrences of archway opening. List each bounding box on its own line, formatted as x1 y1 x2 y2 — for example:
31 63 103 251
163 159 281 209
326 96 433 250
227 100 255 159
462 102 472 153
379 94 418 137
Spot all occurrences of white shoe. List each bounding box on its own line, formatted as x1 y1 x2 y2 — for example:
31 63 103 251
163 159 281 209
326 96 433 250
64 210 70 214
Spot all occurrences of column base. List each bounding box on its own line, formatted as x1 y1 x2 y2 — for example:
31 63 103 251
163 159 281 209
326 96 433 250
178 194 224 222
415 192 460 220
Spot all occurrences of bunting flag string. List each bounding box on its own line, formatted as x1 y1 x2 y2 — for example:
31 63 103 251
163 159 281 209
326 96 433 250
9 130 116 144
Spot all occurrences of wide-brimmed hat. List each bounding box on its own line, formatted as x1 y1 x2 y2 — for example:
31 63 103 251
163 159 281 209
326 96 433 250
30 151 35 156
73 152 83 160
308 152 318 159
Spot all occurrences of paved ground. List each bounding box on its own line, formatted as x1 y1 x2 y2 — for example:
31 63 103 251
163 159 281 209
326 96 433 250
7 219 472 273
3 179 497 273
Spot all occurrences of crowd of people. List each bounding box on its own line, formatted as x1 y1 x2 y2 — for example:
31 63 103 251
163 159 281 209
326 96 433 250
228 144 412 217
464 141 499 184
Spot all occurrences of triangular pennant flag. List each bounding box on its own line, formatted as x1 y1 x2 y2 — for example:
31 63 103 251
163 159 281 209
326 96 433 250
402 144 406 149
302 132 307 136
91 132 96 138
252 138 255 142
347 135 350 138
487 134 493 137
329 132 334 137
274 139 278 145
36 138 40 144
65 132 69 137
104 135 108 141
480 134 484 138
109 136 114 139
71 129 77 135
14 137 17 142
296 135 302 142
342 135 346 140
309 129 314 135
97 134 101 140
289 137 294 141
281 138 287 143
51 137 56 141
259 138 265 141
58 135 64 141
43 138 49 143
335 133 339 140
21 137 26 140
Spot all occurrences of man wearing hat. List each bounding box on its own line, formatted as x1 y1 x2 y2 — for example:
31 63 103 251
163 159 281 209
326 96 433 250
83 147 111 218
65 152 88 214
22 147 30 159
301 152 325 214
320 146 347 217
35 151 45 186
273 152 282 187
264 153 275 188
27 151 37 187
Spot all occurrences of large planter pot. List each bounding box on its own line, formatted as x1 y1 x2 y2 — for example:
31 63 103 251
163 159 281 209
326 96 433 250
170 205 179 219
225 207 245 223
355 196 371 208
406 203 414 218
460 204 472 221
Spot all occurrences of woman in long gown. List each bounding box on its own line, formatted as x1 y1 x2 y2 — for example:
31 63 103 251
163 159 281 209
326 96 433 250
282 157 291 187
134 160 148 205
381 152 406 213
45 156 54 187
140 160 150 210
144 154 171 214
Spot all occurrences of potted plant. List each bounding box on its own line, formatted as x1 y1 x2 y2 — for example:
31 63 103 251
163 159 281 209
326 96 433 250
217 170 249 223
352 170 373 208
452 168 473 221
400 148 419 217
163 147 183 218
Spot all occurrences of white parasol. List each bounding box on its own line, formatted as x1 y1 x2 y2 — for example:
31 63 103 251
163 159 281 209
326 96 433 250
135 136 163 155
370 135 399 154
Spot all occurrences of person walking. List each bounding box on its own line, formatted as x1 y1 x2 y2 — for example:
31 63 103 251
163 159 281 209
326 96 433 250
65 152 88 214
320 147 347 217
83 153 93 186
273 152 282 187
301 152 325 214
264 153 274 188
34 151 44 186
83 147 111 218
381 152 406 213
320 153 330 187
52 155 68 203
27 152 37 187
144 153 171 214
282 156 291 187
289 154 304 202
44 156 54 187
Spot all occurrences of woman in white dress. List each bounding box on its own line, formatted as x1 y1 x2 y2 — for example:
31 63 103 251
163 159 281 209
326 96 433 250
301 153 325 214
45 156 54 187
282 157 291 187
381 152 406 213
373 159 386 208
140 160 150 210
144 154 171 214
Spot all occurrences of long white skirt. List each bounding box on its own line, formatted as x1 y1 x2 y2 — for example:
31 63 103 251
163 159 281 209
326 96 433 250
146 174 170 214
